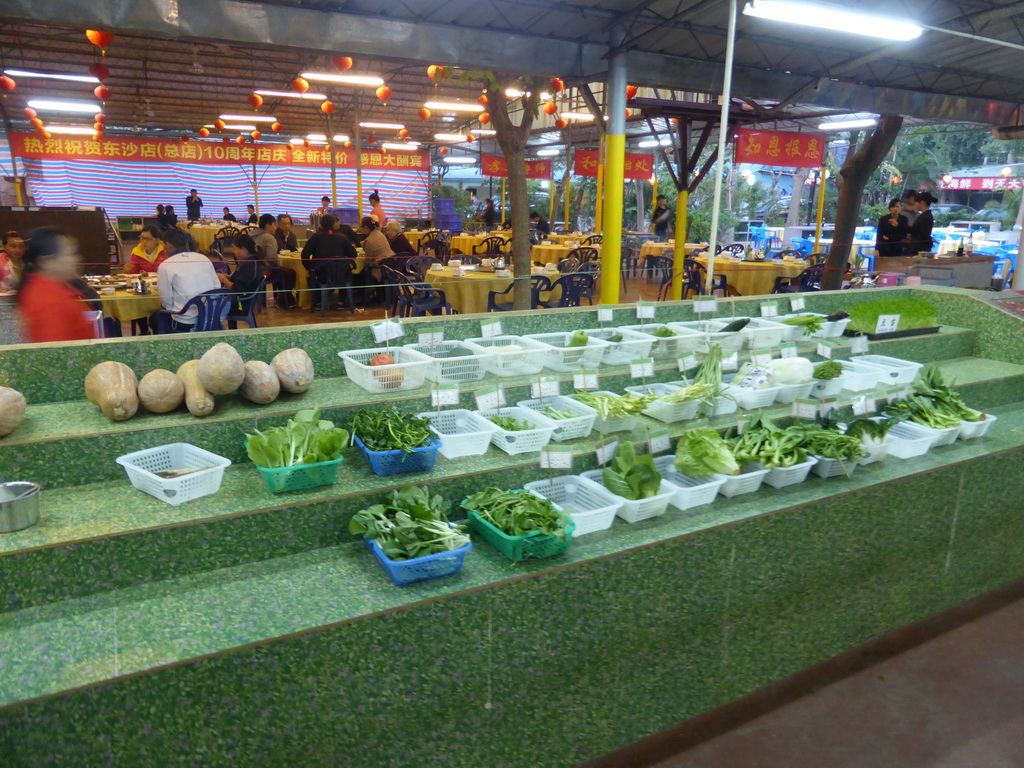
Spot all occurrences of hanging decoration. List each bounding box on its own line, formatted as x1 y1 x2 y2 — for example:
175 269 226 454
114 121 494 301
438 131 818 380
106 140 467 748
555 118 568 130
22 108 36 120
222 137 231 144
270 121 282 133
251 130 262 140
248 93 263 109
93 121 105 133
418 107 431 121
549 77 564 93
236 136 246 145
344 141 353 148
0 76 16 93
398 128 409 139
465 133 475 143
331 56 353 71
94 113 106 125
366 134 376 144
479 113 491 124
214 119 226 130
292 77 309 93
88 63 110 82
439 146 449 155
303 139 311 148
321 100 336 115
198 127 210 138
375 85 392 104
30 118 43 129
93 84 111 101
85 30 114 55
181 135 190 142
625 108 632 118
626 85 638 100
543 102 557 116
427 65 446 83
477 94 488 106
92 132 101 142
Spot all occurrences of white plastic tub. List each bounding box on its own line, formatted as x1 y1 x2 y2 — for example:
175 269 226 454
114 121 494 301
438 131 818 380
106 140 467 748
838 358 888 392
405 341 492 383
574 391 640 434
462 335 549 377
958 414 997 440
580 469 675 523
884 421 939 459
579 327 655 366
619 323 704 359
523 331 610 372
516 396 597 442
722 383 781 410
653 455 726 511
716 466 770 498
854 355 924 385
811 374 847 398
524 475 621 536
737 317 789 349
774 380 815 404
760 457 817 489
626 383 701 423
116 443 231 506
907 421 961 447
338 346 432 393
811 455 859 478
476 407 555 454
668 320 746 354
777 313 851 340
419 409 497 459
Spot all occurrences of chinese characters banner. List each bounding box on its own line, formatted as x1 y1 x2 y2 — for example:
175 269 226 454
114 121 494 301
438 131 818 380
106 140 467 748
10 133 430 171
481 154 551 179
734 129 825 169
937 176 1021 191
573 150 654 179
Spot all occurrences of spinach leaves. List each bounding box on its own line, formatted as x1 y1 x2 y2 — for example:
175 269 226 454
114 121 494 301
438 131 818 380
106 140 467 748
463 488 567 539
349 407 434 452
349 485 469 561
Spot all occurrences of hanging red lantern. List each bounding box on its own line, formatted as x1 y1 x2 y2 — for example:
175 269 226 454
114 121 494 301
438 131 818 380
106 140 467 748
222 137 231 144
344 141 353 148
199 127 210 138
303 139 311 148
398 128 409 139
465 133 475 143
320 100 336 115
626 84 638 100
427 65 446 82
251 130 262 140
418 107 431 121
248 93 263 109
549 77 564 93
93 84 111 101
543 102 558 116
381 147 388 154
366 134 376 144
555 118 568 130
94 113 106 125
439 146 449 155
41 130 51 140
22 107 36 120
0 76 16 93
92 132 101 142
479 112 491 125
292 77 309 94
477 94 488 106
88 63 110 82
375 85 392 104
93 122 105 132
86 30 114 50
270 121 282 133
29 117 43 129
331 56 353 72
214 119 226 130
236 136 246 145
625 108 632 118
181 135 190 143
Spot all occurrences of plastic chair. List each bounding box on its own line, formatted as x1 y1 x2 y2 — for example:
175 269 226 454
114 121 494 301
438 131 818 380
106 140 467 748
683 257 728 297
775 249 804 260
226 277 267 329
308 259 356 316
473 236 508 256
393 274 454 317
645 254 674 283
538 273 594 308
557 257 580 274
807 252 827 266
155 289 234 333
419 238 451 261
772 265 823 294
582 234 602 245
578 261 600 305
214 226 241 240
620 246 638 279
457 254 482 266
241 225 259 235
406 255 441 280
568 247 599 263
791 237 813 255
722 243 745 256
487 275 551 311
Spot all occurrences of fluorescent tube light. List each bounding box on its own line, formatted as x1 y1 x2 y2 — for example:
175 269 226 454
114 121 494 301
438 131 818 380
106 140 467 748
359 122 405 130
424 101 483 113
254 89 328 100
536 148 561 156
27 99 99 113
561 112 594 120
306 133 350 142
5 69 99 84
443 157 477 164
45 126 96 135
300 72 384 86
637 139 659 148
743 0 922 41
381 142 421 150
434 133 469 141
220 114 278 122
204 124 258 131
818 117 877 130
474 129 496 135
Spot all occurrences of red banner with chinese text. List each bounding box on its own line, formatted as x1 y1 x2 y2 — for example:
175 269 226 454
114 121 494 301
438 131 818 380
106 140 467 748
10 133 430 171
573 150 654 179
481 154 551 179
734 129 825 169
937 176 1022 191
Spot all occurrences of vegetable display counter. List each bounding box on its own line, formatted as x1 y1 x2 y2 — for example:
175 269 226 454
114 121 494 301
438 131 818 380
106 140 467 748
2 286 1024 767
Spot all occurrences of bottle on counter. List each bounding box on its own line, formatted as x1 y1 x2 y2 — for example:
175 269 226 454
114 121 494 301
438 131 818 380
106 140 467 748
956 238 965 258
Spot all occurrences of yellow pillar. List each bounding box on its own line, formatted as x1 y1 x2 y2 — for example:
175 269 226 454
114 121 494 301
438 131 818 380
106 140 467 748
595 134 605 233
501 177 506 225
600 132 624 304
670 190 689 300
813 165 827 253
651 174 658 215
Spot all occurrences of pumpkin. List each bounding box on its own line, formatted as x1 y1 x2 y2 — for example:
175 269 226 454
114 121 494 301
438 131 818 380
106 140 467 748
197 343 245 395
85 362 139 422
238 361 281 405
271 348 314 393
137 369 185 414
177 360 215 417
0 386 27 437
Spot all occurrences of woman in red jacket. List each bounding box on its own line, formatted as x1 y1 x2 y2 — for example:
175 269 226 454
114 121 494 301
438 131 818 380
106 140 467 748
17 228 94 343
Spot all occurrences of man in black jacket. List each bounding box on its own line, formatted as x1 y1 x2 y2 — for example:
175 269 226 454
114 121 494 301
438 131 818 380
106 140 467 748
185 189 203 221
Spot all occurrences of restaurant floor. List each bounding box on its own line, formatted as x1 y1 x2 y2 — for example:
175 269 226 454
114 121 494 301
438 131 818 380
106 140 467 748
587 583 1024 768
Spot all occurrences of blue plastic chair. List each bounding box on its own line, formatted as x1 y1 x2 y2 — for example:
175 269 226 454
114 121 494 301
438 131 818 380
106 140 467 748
487 275 551 311
156 289 234 333
791 237 813 255
226 278 267 330
538 273 594 308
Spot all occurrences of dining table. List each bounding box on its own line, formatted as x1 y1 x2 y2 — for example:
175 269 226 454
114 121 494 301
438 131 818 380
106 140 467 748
98 286 163 322
403 230 433 251
694 255 806 297
449 232 512 255
422 266 560 315
530 242 602 264
638 241 709 267
179 222 244 253
278 250 366 310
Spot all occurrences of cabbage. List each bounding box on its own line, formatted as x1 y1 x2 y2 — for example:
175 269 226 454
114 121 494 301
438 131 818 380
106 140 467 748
766 356 814 385
675 428 740 476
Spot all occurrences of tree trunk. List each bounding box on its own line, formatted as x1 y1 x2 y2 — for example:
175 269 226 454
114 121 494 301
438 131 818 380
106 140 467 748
823 114 904 290
787 167 810 227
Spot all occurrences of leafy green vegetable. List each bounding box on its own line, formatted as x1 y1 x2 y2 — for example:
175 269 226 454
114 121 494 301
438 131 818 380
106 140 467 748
846 296 937 334
463 488 567 538
608 333 624 343
652 326 677 338
490 414 534 431
541 405 576 420
572 390 655 419
246 408 349 468
845 418 892 442
602 441 662 500
693 342 727 405
883 394 962 429
780 314 824 335
813 360 843 380
726 413 807 468
349 485 469 561
567 330 589 348
911 364 985 422
787 422 865 460
676 428 740 476
349 407 433 452
659 382 714 403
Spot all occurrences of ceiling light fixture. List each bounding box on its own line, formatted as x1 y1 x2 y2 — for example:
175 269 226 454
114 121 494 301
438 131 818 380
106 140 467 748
637 139 660 148
561 112 595 121
434 133 469 141
5 69 99 84
441 116 456 123
300 72 384 86
381 142 421 150
204 124 258 131
818 117 877 130
474 128 496 135
45 126 97 135
536 148 561 156
304 133 351 142
359 121 405 130
291 138 325 145
443 156 477 164
27 99 99 113
220 114 278 122
742 0 922 41
254 89 328 100
424 101 483 113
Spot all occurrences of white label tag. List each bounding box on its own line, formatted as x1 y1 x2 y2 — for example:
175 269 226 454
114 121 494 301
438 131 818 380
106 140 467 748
779 341 797 359
789 296 806 312
597 306 614 323
677 354 698 372
751 348 774 365
370 318 404 344
760 301 778 318
636 302 655 319
736 414 752 435
874 314 901 335
475 385 506 410
573 369 599 390
648 428 671 454
852 395 877 416
596 440 619 466
819 397 839 417
480 318 503 339
418 329 444 346
850 335 869 355
722 352 739 371
693 298 718 314
430 383 459 408
816 341 833 359
886 385 910 404
539 446 573 469
630 358 655 379
793 398 817 420
531 377 560 398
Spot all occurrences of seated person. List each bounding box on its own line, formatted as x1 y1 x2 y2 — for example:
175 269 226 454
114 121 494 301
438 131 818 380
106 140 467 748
222 207 237 222
245 205 258 225
0 230 26 291
530 211 551 235
300 214 358 278
359 216 394 265
274 214 299 251
218 234 263 303
254 213 297 308
125 226 169 274
384 220 415 256
156 228 220 332
163 205 179 227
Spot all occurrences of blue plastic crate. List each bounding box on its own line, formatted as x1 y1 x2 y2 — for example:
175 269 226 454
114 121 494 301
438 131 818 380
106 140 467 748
432 198 456 214
353 435 441 476
365 536 472 586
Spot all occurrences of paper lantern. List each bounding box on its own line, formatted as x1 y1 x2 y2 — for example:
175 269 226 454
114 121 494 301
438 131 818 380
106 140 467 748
222 137 231 144
439 146 448 155
479 112 491 124
88 63 110 82
92 132 101 142
236 136 246 145
477 94 488 106
251 130 262 140
625 108 632 118
86 30 114 50
0 76 16 93
381 147 387 154
465 133 475 143
94 113 106 124
181 135 190 142
543 102 557 116
344 141 352 148
29 117 43 129
626 85 638 100
93 85 111 100
555 118 568 130
22 108 36 120
270 121 282 133
303 139 311 148
41 130 51 140
331 56 353 72
321 100 336 115
366 134 376 144
292 77 309 94
375 85 392 104
418 107 431 121
248 93 263 109
93 121 105 132
549 77 564 93
427 65 446 82
398 128 409 139
214 119 226 130
198 127 210 138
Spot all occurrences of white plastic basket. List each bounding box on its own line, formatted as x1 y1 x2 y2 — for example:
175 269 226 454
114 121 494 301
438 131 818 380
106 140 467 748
418 409 497 459
811 374 847 398
717 466 769 497
619 323 704 359
811 455 859 479
853 355 924 385
760 457 817 488
516 396 597 442
838 358 888 392
579 327 655 366
908 421 961 447
774 381 815 404
653 455 726 511
115 443 231 506
523 331 610 371
958 414 997 440
575 391 639 434
462 335 549 377
884 421 939 459
668 320 746 354
338 346 432 393
477 406 555 454
777 314 851 340
524 475 622 536
738 317 788 349
626 383 701 423
698 392 739 417
405 341 491 383
723 383 780 410
817 316 851 338
580 469 675 523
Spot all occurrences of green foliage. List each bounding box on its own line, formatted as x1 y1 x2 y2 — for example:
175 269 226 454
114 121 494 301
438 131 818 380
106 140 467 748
245 409 349 468
463 488 567 538
349 485 469 561
845 296 937 333
602 441 662 500
349 408 433 453
812 360 843 380
676 428 741 476
726 413 807 468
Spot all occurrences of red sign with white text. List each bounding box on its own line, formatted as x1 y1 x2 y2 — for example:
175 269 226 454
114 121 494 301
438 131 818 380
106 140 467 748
10 132 429 170
734 129 825 169
937 176 1022 191
481 154 551 179
573 150 654 179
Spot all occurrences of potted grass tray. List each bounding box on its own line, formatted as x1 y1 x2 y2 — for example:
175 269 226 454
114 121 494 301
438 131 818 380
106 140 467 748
245 409 349 494
349 407 441 477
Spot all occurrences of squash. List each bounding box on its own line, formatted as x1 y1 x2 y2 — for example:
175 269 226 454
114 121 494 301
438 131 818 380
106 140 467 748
0 386 27 437
271 348 314 393
137 369 185 413
238 361 280 404
197 342 245 395
176 360 215 417
85 361 139 422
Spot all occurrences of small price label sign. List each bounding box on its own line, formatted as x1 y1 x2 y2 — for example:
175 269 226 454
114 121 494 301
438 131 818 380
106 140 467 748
430 382 459 408
636 301 655 320
597 305 615 323
819 396 839 417
677 353 699 373
531 376 560 399
793 398 818 420
850 335 869 355
852 395 877 416
475 384 506 410
722 352 739 371
779 341 798 359
886 385 910 403
573 369 599 390
760 301 779 318
693 298 717 314
630 357 655 379
789 296 806 312
371 317 404 344
874 314 901 335
539 445 574 470
418 329 444 346
816 341 834 359
736 413 752 435
751 348 774 365
480 318 503 339
648 428 671 454
596 440 619 465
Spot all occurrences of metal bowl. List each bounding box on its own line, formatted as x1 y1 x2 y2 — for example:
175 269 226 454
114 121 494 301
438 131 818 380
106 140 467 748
0 482 41 532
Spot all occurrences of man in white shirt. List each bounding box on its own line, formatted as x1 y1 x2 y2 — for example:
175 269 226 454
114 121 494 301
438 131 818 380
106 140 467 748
157 228 220 331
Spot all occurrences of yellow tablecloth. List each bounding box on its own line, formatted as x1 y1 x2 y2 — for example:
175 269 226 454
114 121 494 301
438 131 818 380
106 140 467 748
180 224 244 253
450 233 511 255
638 241 707 265
422 267 559 315
404 230 432 251
280 251 366 310
100 290 163 322
530 243 602 264
695 256 805 297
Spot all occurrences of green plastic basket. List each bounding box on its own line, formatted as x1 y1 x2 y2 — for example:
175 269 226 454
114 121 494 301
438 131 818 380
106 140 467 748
463 503 575 563
255 456 344 493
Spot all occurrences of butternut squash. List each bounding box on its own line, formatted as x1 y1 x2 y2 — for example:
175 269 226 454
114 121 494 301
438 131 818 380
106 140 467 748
137 369 185 414
0 386 26 437
85 362 139 422
238 361 280 405
197 342 245 395
271 348 314 394
176 360 215 417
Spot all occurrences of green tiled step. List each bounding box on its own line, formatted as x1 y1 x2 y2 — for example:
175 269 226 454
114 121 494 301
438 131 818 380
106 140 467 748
1 354 1019 613
3 400 1024 710
0 326 981 491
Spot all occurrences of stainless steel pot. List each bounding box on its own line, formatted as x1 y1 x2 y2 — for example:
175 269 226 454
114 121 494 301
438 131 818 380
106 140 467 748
0 482 41 532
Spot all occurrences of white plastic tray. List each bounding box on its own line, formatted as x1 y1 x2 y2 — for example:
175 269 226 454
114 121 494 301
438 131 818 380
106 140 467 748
626 383 701 423
838 358 888 392
653 455 726 511
524 475 621 536
811 455 859 479
477 406 554 454
619 323 704 359
338 346 432 393
774 381 815 404
884 421 939 458
716 466 769 497
580 469 675 523
723 383 781 410
667 320 746 354
462 335 549 377
523 331 610 372
516 395 597 442
811 374 847 398
116 443 231 506
958 414 997 440
853 355 924 385
760 457 817 489
579 327 655 366
405 341 491 383
738 317 788 349
419 409 497 459
908 421 961 447
576 390 640 434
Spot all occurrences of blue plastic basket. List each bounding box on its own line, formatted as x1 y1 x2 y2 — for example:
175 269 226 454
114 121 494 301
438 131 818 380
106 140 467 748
353 435 441 476
365 536 472 586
